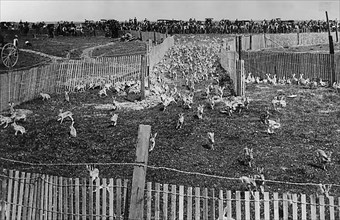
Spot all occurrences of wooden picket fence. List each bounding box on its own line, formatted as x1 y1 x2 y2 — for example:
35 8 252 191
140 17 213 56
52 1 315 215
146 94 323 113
0 33 175 113
243 32 338 51
218 49 245 96
241 51 340 82
0 55 145 112
54 55 143 94
144 182 340 220
3 168 340 219
0 169 129 220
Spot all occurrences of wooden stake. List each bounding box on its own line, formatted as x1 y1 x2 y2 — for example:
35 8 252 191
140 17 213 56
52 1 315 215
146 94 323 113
128 125 151 220
336 19 339 42
238 35 242 60
140 55 146 100
326 11 335 54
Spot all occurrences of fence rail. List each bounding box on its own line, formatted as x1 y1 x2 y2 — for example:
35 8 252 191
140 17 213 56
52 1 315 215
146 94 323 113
2 169 340 219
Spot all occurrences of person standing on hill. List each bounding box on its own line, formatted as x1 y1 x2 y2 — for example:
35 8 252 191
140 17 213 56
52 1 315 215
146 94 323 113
13 35 19 47
0 33 5 47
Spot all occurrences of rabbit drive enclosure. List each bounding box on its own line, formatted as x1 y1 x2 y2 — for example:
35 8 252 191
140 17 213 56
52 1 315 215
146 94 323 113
2 34 340 200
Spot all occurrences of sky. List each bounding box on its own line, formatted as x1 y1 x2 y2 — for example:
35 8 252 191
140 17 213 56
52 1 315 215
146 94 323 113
0 0 339 22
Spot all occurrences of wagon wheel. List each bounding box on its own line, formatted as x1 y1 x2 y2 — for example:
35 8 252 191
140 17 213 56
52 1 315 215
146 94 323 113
1 43 19 68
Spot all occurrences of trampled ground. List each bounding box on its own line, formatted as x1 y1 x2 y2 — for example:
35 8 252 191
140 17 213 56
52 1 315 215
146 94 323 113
2 35 340 198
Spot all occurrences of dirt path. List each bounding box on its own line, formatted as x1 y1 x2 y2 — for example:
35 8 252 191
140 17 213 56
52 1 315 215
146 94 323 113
80 41 116 59
20 49 65 60
20 40 117 61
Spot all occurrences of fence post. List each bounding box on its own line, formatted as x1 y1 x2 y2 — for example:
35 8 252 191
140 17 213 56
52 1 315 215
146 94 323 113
235 36 238 53
140 55 146 100
154 31 157 44
124 182 130 220
249 35 252 50
238 36 242 60
297 30 300 45
128 124 151 220
336 19 339 42
236 60 245 97
0 169 7 220
147 41 151 90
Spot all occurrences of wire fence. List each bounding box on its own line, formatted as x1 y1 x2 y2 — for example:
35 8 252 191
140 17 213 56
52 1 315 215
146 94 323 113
2 168 340 220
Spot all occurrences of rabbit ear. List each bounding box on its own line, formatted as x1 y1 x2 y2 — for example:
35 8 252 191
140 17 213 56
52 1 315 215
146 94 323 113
318 184 325 192
326 184 332 191
223 206 228 216
257 167 264 174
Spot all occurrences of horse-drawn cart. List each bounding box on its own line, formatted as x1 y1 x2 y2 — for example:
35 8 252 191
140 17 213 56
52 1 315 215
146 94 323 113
1 43 19 68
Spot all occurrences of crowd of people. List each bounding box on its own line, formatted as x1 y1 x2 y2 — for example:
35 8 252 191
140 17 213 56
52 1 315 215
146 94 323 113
0 17 339 38
0 19 121 38
121 18 339 35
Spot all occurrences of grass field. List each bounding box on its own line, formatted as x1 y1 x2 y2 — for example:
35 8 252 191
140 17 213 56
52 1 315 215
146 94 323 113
0 50 51 73
0 35 116 71
91 40 147 57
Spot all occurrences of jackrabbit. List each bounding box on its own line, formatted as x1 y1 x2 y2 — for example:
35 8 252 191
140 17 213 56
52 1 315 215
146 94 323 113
40 93 51 101
149 132 158 152
12 122 26 135
57 109 74 124
176 113 184 129
86 165 99 182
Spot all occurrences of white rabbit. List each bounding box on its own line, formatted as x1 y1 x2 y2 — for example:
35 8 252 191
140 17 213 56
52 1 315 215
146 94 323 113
57 109 74 124
64 91 70 102
317 184 332 198
99 87 108 97
315 149 332 170
243 147 254 167
86 165 99 182
110 113 118 126
75 84 86 92
40 93 51 101
0 115 12 128
176 113 184 129
69 121 77 137
240 176 256 198
197 104 204 119
205 86 210 97
218 86 225 98
208 96 215 110
207 132 215 150
11 111 27 122
149 132 158 152
216 206 235 220
254 167 265 194
12 122 26 135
